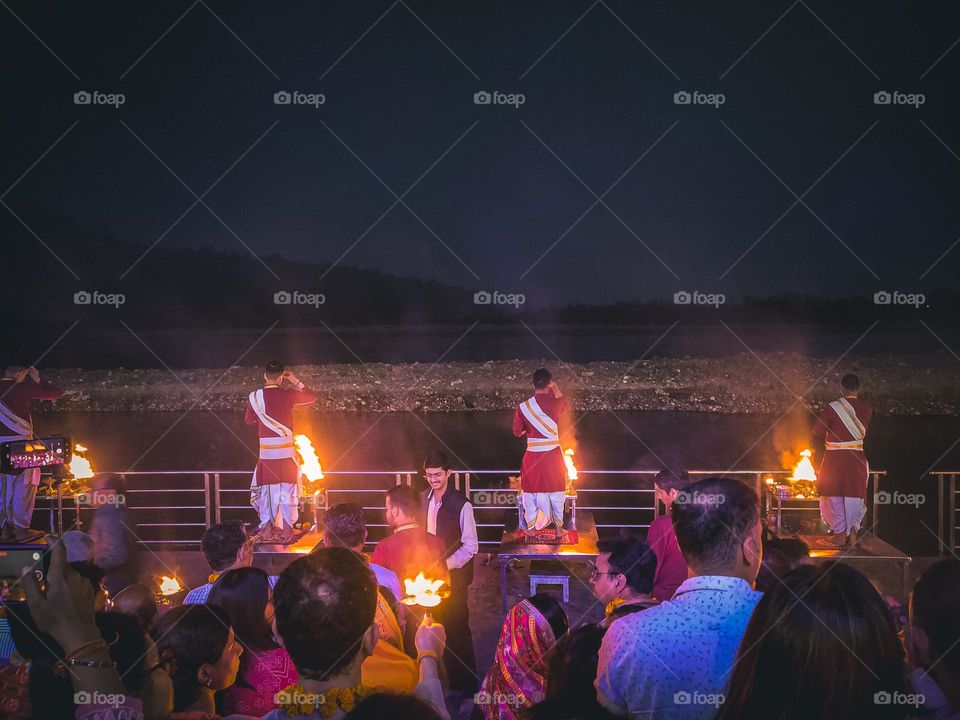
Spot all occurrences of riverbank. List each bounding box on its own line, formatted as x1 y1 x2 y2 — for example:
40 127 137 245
39 353 960 415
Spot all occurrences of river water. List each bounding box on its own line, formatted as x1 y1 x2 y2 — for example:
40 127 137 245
34 409 960 555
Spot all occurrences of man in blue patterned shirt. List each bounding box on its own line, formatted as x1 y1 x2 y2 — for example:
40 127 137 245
596 476 763 719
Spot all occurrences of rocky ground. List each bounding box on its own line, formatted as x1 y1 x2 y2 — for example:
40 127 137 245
39 352 960 415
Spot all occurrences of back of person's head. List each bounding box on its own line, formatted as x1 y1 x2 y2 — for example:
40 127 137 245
69 560 106 604
532 368 552 389
653 468 692 493
422 449 451 472
92 472 126 493
344 692 441 720
911 558 960 680
596 531 656 596
200 519 249 572
527 592 569 641
544 623 606 703
718 563 904 720
151 604 233 711
208 567 277 654
324 503 367 549
756 537 811 593
111 583 159 630
273 547 378 680
94 611 150 693
265 360 284 379
671 476 760 576
385 483 421 519
841 373 861 392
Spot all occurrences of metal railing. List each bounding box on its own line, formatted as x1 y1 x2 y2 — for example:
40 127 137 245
930 472 959 554
33 468 889 549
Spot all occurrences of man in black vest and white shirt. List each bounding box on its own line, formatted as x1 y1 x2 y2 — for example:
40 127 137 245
421 449 479 697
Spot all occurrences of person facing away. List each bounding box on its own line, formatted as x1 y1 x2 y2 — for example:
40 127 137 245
478 593 568 720
87 472 139 596
245 361 317 543
754 536 812 593
322 502 403 603
717 562 905 720
184 520 272 605
370 483 447 586
648 468 694 601
589 530 658 627
595 476 763 720
208 567 297 717
260 547 450 720
813 372 873 546
420 450 479 696
907 558 960 719
512 367 569 537
0 365 62 540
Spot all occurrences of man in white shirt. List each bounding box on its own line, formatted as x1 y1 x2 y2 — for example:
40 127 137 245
421 450 479 696
596 476 763 719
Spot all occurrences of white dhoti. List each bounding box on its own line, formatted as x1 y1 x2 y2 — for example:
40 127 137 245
819 496 866 534
520 491 565 530
256 482 299 529
0 468 40 529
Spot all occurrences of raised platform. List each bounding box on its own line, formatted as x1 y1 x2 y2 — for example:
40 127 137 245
796 533 912 599
253 529 323 555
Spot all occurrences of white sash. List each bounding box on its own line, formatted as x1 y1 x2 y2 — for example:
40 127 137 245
520 396 560 452
826 398 866 451
0 399 32 442
248 390 298 461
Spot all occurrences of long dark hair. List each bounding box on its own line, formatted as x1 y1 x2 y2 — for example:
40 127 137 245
717 563 905 720
528 592 569 641
151 604 232 711
209 567 277 654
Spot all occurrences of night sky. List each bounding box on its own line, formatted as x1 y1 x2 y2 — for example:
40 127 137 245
3 1 960 306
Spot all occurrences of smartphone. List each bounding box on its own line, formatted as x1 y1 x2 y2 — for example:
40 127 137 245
0 542 51 588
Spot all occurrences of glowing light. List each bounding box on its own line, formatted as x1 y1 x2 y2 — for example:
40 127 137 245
401 572 447 608
791 449 817 482
158 576 182 596
68 443 94 479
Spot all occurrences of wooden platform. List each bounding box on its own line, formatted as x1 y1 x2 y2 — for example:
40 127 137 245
497 511 599 611
795 533 912 599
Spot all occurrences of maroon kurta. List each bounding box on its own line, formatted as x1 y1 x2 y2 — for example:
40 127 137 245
0 378 63 435
244 386 316 485
813 397 873 498
512 394 568 494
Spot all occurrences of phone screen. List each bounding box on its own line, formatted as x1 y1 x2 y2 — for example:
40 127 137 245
0 543 51 588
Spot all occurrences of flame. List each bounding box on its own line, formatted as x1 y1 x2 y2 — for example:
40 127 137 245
68 443 94 480
294 434 324 490
790 449 817 482
563 448 578 481
158 575 182 596
401 572 447 608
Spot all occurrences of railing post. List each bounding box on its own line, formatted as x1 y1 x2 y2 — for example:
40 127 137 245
214 473 222 524
873 473 879 536
465 473 471 496
950 474 957 555
203 473 212 529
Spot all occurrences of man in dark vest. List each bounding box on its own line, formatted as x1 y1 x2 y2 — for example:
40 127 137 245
421 449 478 696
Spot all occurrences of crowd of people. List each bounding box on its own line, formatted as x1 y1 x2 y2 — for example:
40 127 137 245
1 469 959 719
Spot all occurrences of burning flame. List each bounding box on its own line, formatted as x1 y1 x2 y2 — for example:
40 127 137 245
68 443 94 479
791 449 817 482
563 448 578 481
401 572 447 608
158 576 182 596
295 434 324 488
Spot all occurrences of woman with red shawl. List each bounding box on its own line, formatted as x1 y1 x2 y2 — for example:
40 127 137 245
478 593 568 720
